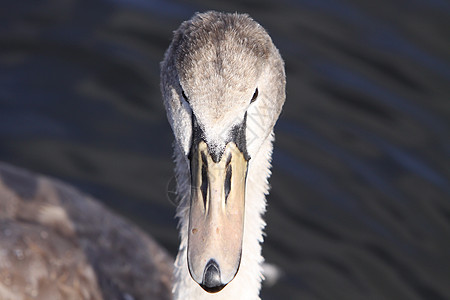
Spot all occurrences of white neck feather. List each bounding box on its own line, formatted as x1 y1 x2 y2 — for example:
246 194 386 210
172 132 275 300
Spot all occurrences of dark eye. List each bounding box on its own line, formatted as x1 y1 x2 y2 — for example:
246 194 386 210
181 90 189 103
251 88 258 103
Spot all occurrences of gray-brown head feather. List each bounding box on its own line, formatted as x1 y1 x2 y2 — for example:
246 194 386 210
173 11 272 90
161 11 285 156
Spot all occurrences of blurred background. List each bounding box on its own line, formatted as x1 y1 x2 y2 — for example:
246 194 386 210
1 0 449 299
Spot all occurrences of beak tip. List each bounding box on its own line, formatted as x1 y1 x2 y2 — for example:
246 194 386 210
200 259 226 293
200 283 226 294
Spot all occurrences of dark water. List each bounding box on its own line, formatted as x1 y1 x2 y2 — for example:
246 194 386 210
1 0 449 299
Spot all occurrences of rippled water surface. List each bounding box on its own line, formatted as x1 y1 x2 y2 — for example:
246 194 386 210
1 0 449 299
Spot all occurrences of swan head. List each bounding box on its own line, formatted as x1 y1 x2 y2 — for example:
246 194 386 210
161 11 285 292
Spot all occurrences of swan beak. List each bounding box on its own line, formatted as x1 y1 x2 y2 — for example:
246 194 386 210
187 140 248 293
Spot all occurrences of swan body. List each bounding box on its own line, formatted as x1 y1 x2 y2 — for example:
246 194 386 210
0 162 173 300
161 11 285 299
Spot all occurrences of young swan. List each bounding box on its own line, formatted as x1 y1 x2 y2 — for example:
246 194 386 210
161 11 286 299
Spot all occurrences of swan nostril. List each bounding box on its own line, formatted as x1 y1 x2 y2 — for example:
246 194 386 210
200 259 225 293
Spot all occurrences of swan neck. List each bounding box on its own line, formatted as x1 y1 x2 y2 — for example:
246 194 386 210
172 132 275 299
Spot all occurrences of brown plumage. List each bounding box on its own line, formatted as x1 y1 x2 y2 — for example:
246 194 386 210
0 162 173 300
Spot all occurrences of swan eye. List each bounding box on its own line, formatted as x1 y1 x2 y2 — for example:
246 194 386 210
181 90 189 103
250 88 258 103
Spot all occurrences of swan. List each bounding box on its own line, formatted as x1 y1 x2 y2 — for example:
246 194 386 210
0 11 285 300
161 11 285 299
